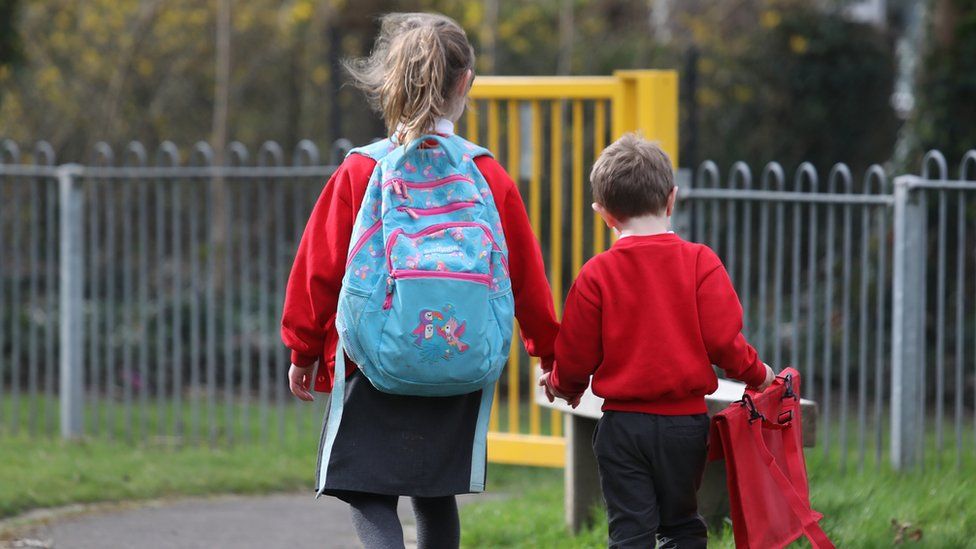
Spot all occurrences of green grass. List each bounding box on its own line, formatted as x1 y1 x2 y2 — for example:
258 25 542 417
0 433 319 521
464 464 607 548
3 394 976 547
462 454 976 548
0 394 328 521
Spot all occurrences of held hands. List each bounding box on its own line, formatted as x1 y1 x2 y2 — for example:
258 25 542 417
288 363 316 402
750 363 776 393
538 371 582 409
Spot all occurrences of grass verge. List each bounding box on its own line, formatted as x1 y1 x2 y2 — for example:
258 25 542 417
3 397 975 547
0 434 317 521
463 454 976 548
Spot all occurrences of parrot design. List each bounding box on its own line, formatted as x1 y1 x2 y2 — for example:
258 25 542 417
437 317 469 353
411 309 444 346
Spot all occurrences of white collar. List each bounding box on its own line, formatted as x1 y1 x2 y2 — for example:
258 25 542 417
434 118 455 135
617 230 674 239
394 118 455 141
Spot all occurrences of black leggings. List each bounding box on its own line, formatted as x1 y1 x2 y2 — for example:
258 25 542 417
345 492 460 549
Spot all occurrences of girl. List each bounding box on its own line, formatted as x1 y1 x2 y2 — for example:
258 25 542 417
281 13 559 549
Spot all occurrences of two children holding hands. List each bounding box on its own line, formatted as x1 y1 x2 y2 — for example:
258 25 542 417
282 11 771 549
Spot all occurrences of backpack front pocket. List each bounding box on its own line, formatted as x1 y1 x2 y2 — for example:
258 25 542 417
374 275 496 393
365 222 504 395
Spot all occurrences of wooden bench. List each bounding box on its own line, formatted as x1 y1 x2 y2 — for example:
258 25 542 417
536 379 818 532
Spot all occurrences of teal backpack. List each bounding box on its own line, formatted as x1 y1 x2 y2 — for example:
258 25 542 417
334 134 515 397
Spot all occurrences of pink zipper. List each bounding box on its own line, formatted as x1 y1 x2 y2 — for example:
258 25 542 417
345 219 383 268
384 270 492 308
384 222 501 274
396 201 476 219
383 174 475 194
394 270 491 284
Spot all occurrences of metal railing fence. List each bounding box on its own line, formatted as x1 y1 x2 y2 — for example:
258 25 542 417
2 137 975 473
890 151 976 471
1 139 347 447
677 160 896 474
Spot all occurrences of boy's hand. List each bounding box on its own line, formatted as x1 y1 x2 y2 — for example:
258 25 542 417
753 363 776 392
538 371 582 408
288 363 316 402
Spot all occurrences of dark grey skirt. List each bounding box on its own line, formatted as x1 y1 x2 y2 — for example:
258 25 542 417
315 369 491 500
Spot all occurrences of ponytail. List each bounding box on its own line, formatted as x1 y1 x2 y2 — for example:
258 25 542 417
344 13 474 144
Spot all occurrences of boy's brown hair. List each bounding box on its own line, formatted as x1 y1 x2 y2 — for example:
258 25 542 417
590 133 674 220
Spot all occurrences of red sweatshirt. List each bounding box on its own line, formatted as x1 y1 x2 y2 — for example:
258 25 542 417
281 152 559 392
550 233 766 415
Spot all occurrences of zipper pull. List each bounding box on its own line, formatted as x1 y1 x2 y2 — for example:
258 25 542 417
397 206 420 220
383 277 395 309
391 179 403 197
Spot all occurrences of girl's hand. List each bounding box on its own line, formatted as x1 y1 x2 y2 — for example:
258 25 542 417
538 371 557 403
289 364 316 402
538 371 582 409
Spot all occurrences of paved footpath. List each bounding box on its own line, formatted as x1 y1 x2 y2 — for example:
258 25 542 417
3 493 485 549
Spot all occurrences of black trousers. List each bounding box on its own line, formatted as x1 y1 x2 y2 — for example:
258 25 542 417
593 411 710 549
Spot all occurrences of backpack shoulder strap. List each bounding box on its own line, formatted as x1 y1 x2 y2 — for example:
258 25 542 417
347 138 398 162
449 134 493 160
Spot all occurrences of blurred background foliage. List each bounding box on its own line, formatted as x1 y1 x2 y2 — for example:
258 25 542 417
909 0 976 165
0 0 972 172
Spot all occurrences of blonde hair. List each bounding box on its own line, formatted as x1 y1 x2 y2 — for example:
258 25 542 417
344 13 475 144
591 133 674 219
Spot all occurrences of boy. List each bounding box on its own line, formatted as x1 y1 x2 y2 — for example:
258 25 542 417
540 133 774 549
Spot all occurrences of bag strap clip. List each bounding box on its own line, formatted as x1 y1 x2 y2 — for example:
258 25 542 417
780 373 797 401
740 393 764 423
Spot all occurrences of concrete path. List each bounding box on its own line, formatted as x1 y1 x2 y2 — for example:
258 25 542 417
3 493 484 549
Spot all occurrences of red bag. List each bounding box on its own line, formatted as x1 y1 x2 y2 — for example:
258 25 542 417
708 368 834 549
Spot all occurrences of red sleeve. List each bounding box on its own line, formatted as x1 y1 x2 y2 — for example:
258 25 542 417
550 266 601 396
280 154 375 390
696 248 767 387
476 156 560 371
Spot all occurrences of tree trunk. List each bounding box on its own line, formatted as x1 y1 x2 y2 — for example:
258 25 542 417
210 0 231 275
481 0 499 74
212 0 231 164
891 0 927 168
285 29 306 150
557 0 574 75
328 21 343 144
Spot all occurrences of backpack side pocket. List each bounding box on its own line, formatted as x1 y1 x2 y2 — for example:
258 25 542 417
336 285 373 368
487 290 515 374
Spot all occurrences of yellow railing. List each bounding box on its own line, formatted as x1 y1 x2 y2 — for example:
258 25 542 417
463 70 678 467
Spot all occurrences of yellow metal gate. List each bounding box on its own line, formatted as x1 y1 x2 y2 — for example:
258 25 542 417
462 70 678 467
